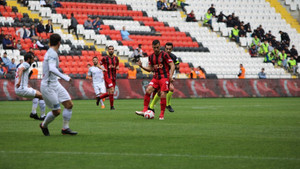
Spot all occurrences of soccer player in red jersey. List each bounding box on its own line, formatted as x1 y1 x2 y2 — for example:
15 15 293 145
135 40 175 120
96 45 119 110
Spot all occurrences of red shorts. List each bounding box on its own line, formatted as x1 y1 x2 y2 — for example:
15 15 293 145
104 77 116 89
149 78 169 92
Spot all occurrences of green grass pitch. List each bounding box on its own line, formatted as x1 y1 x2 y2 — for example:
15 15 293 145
0 98 299 169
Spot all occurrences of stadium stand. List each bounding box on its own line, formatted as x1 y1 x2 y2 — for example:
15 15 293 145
2 0 298 79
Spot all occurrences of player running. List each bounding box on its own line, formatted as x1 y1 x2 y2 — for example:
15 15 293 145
96 45 119 110
15 53 46 120
135 40 175 120
87 57 106 108
39 34 77 136
149 42 179 112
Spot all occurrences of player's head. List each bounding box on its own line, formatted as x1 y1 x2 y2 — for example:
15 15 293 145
107 45 114 56
152 40 160 55
33 64 36 68
92 56 98 66
240 64 243 68
165 42 173 54
50 33 61 48
24 53 34 65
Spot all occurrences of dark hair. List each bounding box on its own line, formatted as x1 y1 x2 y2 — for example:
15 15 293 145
152 40 160 46
33 64 36 68
71 13 74 17
24 53 33 61
93 56 98 59
50 33 61 46
165 42 173 48
138 44 142 48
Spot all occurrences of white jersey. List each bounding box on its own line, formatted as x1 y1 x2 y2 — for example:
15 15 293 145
41 48 69 86
88 66 104 85
15 62 31 88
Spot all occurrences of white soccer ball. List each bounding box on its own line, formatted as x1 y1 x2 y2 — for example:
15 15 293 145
144 110 155 119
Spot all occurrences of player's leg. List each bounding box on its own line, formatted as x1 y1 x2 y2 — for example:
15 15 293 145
149 91 161 110
35 90 46 119
166 83 175 112
59 85 77 135
99 83 106 108
158 78 170 120
135 84 156 116
108 86 115 110
16 87 41 120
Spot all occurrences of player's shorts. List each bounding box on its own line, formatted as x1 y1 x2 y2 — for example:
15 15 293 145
149 78 169 92
93 83 106 96
41 83 71 110
104 77 116 89
15 87 36 98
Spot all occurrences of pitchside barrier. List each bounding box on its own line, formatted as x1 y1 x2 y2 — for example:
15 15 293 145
0 79 300 101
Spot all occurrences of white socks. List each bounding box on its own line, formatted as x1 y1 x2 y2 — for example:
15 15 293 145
42 111 56 128
39 100 46 117
31 98 39 114
62 108 72 129
100 99 104 106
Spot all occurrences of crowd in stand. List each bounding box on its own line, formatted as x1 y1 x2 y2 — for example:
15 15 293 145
157 0 189 13
202 4 300 75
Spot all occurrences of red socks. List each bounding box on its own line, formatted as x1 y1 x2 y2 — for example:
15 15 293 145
109 94 114 107
160 98 166 117
99 93 109 99
143 93 151 112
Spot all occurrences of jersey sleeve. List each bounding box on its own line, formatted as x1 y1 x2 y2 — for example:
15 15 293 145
100 57 105 65
88 67 92 76
172 54 180 65
23 62 30 70
164 53 173 64
116 57 119 67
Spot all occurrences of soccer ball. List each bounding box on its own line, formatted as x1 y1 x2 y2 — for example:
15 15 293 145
144 110 155 119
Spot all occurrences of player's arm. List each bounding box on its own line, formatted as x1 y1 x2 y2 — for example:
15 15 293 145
87 68 92 80
48 60 71 81
97 59 107 71
169 61 175 82
15 67 24 88
116 57 119 70
137 60 153 72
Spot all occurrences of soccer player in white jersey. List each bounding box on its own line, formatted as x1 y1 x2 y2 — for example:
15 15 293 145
87 57 106 108
15 53 46 120
39 34 77 136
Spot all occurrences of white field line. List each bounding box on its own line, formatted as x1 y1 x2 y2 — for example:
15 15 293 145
0 150 299 161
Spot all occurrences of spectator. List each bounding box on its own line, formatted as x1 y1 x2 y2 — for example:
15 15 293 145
30 39 39 49
12 39 17 49
92 17 101 30
279 30 290 47
121 26 132 41
217 11 227 23
203 10 213 29
1 52 11 67
2 35 13 49
230 25 239 43
0 0 7 6
284 46 291 58
177 0 188 13
264 52 274 64
127 66 137 79
243 23 252 32
45 19 54 33
281 50 288 69
169 0 177 10
16 59 23 68
290 45 298 57
16 40 22 50
16 25 31 39
52 0 62 8
257 25 265 38
238 64 245 79
197 66 206 79
259 40 269 56
226 16 235 27
130 44 143 62
268 41 274 53
37 20 45 33
29 64 38 79
0 64 5 76
36 36 47 50
186 10 197 22
251 35 260 49
287 56 298 75
8 58 16 73
208 4 216 16
29 24 38 39
239 26 246 37
68 13 79 40
258 68 266 79
84 17 93 29
249 45 258 57
161 0 171 11
157 0 163 10
189 68 197 79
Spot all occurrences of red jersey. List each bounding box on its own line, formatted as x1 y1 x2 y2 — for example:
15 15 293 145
100 55 119 80
148 51 173 79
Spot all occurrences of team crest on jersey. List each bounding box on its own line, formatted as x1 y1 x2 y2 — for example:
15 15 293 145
159 57 163 62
